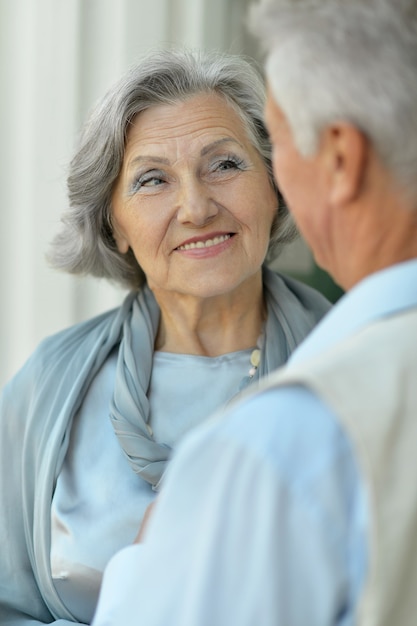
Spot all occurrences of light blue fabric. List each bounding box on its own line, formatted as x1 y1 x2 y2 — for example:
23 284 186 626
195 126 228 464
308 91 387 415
51 347 254 623
109 267 331 487
93 388 366 626
92 259 417 626
0 268 330 625
148 349 257 445
288 258 417 366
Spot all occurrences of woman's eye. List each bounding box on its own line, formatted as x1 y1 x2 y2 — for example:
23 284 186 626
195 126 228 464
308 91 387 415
212 156 245 173
131 171 166 192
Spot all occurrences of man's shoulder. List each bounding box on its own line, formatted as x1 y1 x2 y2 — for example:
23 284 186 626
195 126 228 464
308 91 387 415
182 384 352 492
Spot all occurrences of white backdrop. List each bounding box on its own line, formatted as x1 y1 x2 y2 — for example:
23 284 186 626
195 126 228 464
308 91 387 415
0 0 312 388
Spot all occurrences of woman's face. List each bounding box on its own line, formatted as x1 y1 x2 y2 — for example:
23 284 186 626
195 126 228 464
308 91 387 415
111 93 277 300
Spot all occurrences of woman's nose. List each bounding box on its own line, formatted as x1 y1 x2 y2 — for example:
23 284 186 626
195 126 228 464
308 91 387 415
175 180 219 226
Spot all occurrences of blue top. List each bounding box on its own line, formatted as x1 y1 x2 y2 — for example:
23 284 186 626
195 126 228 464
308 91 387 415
51 348 254 622
0 268 330 625
92 259 417 626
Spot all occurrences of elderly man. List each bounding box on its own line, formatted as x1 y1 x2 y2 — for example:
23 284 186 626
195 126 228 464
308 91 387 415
92 1 417 625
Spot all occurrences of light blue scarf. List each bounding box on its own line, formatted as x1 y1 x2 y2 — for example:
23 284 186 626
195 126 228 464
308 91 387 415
110 267 331 487
0 266 329 623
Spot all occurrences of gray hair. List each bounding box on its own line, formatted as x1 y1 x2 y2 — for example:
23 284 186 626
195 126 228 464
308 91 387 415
48 48 297 290
250 0 417 202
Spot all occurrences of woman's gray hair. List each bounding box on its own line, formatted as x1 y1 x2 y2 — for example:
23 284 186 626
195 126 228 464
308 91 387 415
250 0 417 202
48 48 296 290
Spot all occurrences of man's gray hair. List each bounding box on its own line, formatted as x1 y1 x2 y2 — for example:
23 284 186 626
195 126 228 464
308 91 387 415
250 0 417 201
48 48 296 289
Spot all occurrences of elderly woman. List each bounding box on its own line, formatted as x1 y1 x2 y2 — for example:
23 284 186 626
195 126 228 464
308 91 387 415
0 49 330 625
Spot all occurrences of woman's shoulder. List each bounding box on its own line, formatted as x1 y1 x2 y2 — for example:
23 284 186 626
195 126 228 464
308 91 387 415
5 291 138 393
33 308 115 366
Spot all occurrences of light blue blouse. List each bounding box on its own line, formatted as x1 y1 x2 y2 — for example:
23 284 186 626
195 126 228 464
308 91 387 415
0 268 331 625
51 348 254 623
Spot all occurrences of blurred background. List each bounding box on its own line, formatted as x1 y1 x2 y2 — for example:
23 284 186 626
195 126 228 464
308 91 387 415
0 0 343 388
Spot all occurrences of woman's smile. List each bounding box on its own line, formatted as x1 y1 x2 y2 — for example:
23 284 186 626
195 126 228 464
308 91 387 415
174 232 234 255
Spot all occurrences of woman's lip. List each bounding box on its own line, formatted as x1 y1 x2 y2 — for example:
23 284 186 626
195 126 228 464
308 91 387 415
175 232 234 251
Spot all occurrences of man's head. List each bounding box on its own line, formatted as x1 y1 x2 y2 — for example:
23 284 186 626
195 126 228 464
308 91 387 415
251 0 417 288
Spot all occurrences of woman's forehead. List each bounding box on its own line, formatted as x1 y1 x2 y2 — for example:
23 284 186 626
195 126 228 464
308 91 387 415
123 93 255 156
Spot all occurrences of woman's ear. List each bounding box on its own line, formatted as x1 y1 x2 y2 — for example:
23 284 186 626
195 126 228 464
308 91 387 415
322 123 369 208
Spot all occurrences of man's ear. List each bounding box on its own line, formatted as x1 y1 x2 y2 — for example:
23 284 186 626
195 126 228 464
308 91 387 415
322 123 369 208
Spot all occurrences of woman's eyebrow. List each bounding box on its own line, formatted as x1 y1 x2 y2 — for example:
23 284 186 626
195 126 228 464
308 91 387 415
127 138 243 170
200 137 242 156
128 155 170 169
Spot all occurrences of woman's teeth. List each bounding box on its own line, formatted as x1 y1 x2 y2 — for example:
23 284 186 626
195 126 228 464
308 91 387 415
177 234 231 251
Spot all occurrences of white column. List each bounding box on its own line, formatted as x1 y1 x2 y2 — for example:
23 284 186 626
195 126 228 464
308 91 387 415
0 0 82 386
